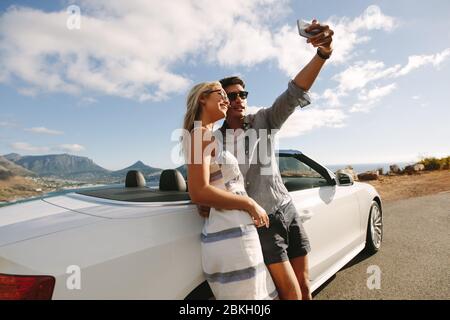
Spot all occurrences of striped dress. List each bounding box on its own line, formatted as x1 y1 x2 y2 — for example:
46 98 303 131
201 144 278 300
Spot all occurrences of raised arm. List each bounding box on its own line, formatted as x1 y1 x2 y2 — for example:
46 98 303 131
293 20 334 91
262 20 334 129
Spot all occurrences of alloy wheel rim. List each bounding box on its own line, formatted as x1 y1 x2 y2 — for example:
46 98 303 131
370 205 382 248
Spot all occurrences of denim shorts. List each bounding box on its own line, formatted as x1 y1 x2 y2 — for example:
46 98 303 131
257 201 311 265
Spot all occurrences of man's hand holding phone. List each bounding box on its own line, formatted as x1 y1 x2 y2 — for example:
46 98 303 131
298 19 334 58
297 20 320 38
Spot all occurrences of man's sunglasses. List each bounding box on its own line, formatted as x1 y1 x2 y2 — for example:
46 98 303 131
227 91 249 101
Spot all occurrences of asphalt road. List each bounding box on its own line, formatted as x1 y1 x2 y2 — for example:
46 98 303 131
313 192 450 300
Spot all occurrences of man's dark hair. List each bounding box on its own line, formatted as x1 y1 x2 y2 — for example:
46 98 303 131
219 76 245 89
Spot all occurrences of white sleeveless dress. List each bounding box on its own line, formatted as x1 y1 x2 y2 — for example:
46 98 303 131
201 142 278 300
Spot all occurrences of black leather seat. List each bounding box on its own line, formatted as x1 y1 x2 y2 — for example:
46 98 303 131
125 170 146 187
159 169 187 192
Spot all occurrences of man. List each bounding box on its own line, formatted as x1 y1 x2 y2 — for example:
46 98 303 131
200 20 334 300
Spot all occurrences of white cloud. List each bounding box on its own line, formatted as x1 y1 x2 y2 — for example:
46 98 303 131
325 5 397 64
78 97 98 106
0 1 289 101
358 83 397 101
271 25 316 78
3 2 445 122
350 83 397 113
9 141 85 154
10 142 50 153
0 3 399 100
308 91 321 100
397 48 450 76
25 127 64 135
333 60 400 92
17 87 39 97
247 105 347 138
269 5 396 76
349 5 396 32
279 108 347 138
319 60 400 112
328 47 450 113
58 144 85 153
263 5 397 76
322 88 346 107
216 21 277 67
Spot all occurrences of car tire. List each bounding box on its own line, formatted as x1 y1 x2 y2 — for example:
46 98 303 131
184 281 215 300
365 200 383 254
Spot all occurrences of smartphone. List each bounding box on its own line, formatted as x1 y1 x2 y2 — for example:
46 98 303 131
297 19 320 38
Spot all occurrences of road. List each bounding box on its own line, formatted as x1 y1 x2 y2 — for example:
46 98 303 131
313 192 450 300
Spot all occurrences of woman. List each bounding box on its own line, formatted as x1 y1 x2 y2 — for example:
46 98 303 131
182 81 278 300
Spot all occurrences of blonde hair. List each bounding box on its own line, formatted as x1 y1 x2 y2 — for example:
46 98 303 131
183 81 221 132
181 81 221 162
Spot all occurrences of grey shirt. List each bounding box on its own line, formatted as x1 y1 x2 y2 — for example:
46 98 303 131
219 80 311 215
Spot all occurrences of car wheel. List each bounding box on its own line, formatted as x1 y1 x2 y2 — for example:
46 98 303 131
365 201 383 254
184 281 215 300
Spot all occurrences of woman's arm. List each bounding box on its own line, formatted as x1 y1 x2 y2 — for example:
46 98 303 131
187 128 269 226
187 129 252 210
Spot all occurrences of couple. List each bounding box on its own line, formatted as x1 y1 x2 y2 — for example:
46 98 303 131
183 21 334 300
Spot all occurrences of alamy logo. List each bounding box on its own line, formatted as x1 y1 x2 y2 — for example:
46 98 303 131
366 265 381 290
66 5 81 30
66 265 82 290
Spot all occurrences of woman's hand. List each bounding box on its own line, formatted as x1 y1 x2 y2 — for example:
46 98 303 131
197 204 211 218
247 199 270 228
306 19 334 56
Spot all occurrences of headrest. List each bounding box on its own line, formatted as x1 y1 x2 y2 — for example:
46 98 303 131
159 169 186 192
125 170 146 187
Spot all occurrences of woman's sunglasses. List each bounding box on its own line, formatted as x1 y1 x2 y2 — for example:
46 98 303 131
203 89 229 101
227 91 249 101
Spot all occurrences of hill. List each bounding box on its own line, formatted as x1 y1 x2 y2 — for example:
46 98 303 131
0 155 35 179
5 153 110 182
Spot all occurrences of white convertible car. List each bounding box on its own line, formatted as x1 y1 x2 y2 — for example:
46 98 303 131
0 150 383 300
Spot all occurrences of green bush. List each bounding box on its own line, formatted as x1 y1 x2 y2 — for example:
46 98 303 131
419 156 450 171
441 156 450 170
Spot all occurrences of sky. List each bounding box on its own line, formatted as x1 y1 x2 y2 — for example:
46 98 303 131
0 0 449 170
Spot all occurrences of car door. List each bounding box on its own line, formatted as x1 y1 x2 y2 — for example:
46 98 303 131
278 154 360 283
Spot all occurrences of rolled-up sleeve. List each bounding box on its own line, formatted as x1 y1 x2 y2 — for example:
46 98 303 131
258 80 312 130
287 80 311 108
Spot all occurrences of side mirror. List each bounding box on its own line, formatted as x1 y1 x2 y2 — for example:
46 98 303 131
337 172 354 186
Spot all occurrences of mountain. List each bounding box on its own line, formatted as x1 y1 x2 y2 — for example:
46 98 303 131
0 164 12 180
3 153 166 183
4 153 22 162
0 155 35 178
112 161 162 178
111 161 163 185
6 153 111 182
